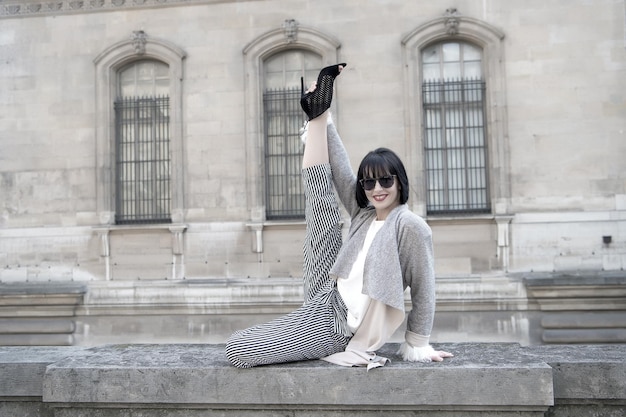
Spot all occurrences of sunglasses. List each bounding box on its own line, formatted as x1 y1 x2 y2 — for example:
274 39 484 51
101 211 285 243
359 175 396 191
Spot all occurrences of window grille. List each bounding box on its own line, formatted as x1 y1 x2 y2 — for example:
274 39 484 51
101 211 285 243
263 87 305 219
423 79 490 214
114 96 171 224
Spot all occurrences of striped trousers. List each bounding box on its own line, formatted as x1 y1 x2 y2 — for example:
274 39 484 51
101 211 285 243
225 164 350 368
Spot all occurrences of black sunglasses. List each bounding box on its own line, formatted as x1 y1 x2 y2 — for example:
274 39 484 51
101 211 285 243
359 175 396 191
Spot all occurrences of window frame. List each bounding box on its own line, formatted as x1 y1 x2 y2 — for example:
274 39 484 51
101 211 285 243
401 15 509 218
94 35 186 225
242 24 342 223
421 41 491 215
114 93 172 224
261 50 323 220
262 86 306 219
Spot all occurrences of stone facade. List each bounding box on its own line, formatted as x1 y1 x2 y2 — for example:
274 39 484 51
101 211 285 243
0 0 625 345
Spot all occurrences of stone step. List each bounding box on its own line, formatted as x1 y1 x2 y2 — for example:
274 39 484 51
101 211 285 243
0 333 74 346
0 318 75 334
543 328 626 344
541 312 626 328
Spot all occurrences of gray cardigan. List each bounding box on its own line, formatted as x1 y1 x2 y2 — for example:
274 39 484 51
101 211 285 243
326 122 436 339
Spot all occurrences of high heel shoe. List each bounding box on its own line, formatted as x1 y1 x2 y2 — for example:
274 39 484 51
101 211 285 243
300 63 346 120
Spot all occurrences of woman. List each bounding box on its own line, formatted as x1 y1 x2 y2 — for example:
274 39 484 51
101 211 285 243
225 64 452 369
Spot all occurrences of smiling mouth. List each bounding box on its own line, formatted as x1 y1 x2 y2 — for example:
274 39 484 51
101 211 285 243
373 195 387 202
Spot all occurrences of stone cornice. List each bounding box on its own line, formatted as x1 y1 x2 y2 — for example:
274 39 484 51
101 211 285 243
0 0 256 18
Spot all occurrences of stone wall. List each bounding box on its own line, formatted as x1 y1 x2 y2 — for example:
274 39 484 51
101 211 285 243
1 343 624 416
1 0 625 284
1 0 625 353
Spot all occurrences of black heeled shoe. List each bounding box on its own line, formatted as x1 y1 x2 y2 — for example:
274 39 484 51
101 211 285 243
300 63 346 120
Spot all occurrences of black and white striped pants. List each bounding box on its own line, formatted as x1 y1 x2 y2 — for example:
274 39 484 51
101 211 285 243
225 164 350 368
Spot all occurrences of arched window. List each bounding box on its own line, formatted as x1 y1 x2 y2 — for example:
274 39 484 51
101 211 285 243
421 41 489 214
114 60 171 224
401 13 508 218
94 33 186 226
263 51 322 219
242 22 341 224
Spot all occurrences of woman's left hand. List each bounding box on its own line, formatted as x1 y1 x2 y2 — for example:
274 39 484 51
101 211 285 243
430 350 454 362
398 342 454 362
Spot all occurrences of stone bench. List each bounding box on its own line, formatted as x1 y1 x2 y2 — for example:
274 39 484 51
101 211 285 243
0 343 624 416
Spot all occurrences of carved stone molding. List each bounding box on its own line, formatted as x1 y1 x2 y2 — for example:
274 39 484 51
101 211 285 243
444 7 461 36
131 30 147 55
1 0 259 19
282 19 298 43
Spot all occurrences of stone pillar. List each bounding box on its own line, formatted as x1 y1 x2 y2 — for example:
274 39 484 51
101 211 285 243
168 224 187 280
495 215 514 271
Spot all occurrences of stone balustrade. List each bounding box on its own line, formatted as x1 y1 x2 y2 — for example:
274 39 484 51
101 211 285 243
1 343 624 417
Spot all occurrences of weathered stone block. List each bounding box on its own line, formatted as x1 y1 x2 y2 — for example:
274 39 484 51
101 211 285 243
526 344 626 417
0 346 88 396
41 343 554 416
3 343 626 417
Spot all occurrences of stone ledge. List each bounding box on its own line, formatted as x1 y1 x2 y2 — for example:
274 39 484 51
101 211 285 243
1 343 625 416
0 346 88 397
524 344 626 401
0 283 87 296
41 343 553 409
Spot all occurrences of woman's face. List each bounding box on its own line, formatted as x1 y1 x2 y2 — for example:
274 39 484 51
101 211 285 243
362 171 401 220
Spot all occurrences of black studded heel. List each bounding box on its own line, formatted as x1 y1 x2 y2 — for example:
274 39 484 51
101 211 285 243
300 63 346 120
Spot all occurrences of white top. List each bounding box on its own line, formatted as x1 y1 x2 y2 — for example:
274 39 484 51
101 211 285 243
337 219 385 333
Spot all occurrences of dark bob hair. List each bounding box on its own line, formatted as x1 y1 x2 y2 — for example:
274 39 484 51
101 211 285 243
355 147 409 208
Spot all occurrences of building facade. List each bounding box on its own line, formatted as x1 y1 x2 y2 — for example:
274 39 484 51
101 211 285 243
1 0 625 346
